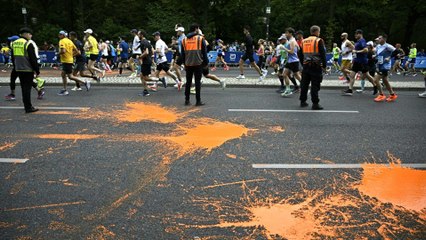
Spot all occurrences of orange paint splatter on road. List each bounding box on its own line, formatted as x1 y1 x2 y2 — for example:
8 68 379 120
163 119 250 154
116 102 185 123
35 111 74 115
226 154 237 159
3 201 86 212
357 163 426 212
48 221 76 232
269 126 285 133
36 134 101 140
0 141 20 151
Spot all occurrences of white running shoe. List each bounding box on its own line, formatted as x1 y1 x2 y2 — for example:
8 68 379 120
262 69 268 77
128 72 137 78
190 87 196 95
174 83 178 88
71 87 83 91
236 74 245 79
281 89 293 97
259 75 265 81
220 80 226 90
418 91 426 98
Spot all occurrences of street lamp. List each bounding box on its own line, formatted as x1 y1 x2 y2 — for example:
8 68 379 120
22 7 28 27
266 4 271 41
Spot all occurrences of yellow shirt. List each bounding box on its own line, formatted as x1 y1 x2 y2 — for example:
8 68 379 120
87 35 99 55
1 46 10 56
59 37 76 64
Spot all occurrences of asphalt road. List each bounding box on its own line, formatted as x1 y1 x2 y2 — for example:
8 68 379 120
1 86 425 239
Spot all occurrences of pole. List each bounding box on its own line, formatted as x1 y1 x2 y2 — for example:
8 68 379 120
22 0 28 27
266 1 271 42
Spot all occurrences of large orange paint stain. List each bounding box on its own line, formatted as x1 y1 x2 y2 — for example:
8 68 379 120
357 163 426 212
116 102 187 123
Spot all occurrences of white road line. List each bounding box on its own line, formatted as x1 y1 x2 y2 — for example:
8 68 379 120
252 163 426 169
0 158 29 163
228 109 359 113
0 106 89 110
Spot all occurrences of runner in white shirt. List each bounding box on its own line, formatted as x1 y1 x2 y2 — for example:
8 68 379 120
151 31 180 90
340 32 354 82
129 29 141 78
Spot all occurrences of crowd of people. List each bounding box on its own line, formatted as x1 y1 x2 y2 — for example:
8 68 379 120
2 23 425 113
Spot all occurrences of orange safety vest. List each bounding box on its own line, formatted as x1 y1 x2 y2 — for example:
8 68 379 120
182 35 204 66
302 36 322 65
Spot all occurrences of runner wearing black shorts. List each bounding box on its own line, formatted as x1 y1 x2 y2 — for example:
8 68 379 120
236 26 265 81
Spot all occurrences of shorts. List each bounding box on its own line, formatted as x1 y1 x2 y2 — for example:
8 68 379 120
101 55 108 59
120 57 128 63
62 63 73 74
141 64 151 76
351 62 369 73
174 56 183 66
407 58 416 64
202 67 209 76
333 58 339 62
89 54 98 61
74 61 85 72
217 52 224 57
376 65 390 77
241 52 254 63
341 59 352 68
285 62 300 73
132 54 140 59
156 62 170 72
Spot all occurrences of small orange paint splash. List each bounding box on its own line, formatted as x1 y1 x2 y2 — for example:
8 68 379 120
10 181 26 195
269 126 285 133
48 208 65 219
36 134 101 140
313 157 334 164
226 154 237 159
163 119 250 154
0 141 20 151
48 221 75 232
35 111 74 115
86 225 116 240
116 102 186 123
357 163 426 212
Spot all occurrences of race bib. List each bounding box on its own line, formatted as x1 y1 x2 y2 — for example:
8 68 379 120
377 56 384 65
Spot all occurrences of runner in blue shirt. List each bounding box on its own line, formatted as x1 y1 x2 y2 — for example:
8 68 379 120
117 37 130 76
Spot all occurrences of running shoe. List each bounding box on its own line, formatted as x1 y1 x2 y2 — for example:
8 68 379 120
57 90 69 96
4 94 16 101
177 81 182 91
342 89 353 96
35 77 45 90
412 73 417 77
374 94 387 102
236 74 245 79
128 72 137 78
224 65 230 71
418 91 426 98
190 87 196 95
338 75 345 80
71 87 83 91
220 80 226 90
85 80 91 91
159 77 167 88
355 73 361 80
210 67 217 71
37 90 45 100
356 89 364 93
386 94 398 102
138 90 150 97
259 75 265 82
276 87 285 93
281 89 293 97
262 69 268 77
149 85 158 92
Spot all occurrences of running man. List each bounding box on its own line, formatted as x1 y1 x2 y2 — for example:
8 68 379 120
172 24 185 87
404 43 417 76
391 43 405 75
373 34 398 102
138 30 159 97
281 27 302 97
342 29 377 96
152 31 180 90
331 43 341 72
117 37 130 77
57 30 90 96
339 33 354 82
212 39 229 71
129 29 141 78
69 31 98 91
236 26 267 81
84 29 105 80
99 40 111 73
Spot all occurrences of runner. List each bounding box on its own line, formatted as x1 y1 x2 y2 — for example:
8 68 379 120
391 43 405 75
211 39 229 71
281 27 302 97
256 39 266 71
69 31 98 91
152 31 180 90
342 29 377 96
117 37 130 77
331 43 341 73
83 29 105 80
1 43 11 72
373 34 398 102
275 35 288 93
357 41 376 93
404 43 417 76
138 30 158 97
57 30 90 96
236 26 267 81
129 29 141 78
172 24 185 88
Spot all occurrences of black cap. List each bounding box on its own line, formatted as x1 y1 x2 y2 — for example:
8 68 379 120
130 29 138 33
19 27 33 35
152 31 161 36
296 30 304 35
355 29 363 34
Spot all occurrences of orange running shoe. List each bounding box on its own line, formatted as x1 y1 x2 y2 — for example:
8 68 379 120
386 94 398 102
374 94 387 102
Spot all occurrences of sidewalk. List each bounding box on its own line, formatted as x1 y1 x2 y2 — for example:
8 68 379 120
0 70 424 90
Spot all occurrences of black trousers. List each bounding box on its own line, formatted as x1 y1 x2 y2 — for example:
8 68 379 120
185 66 203 103
17 72 35 111
300 65 322 104
10 68 37 91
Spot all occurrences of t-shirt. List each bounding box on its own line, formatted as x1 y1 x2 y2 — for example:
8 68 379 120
177 34 186 54
73 39 86 63
59 37 76 64
341 40 352 61
354 38 367 64
119 41 129 58
140 39 152 65
245 34 254 53
155 39 168 64
376 43 396 70
87 35 99 55
1 46 10 57
132 35 141 54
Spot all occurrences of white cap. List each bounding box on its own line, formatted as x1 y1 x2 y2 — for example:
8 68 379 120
198 29 203 36
84 28 93 34
366 41 374 46
105 40 110 44
175 27 185 32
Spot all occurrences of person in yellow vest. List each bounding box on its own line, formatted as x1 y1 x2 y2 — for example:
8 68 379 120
299 25 327 110
11 28 40 113
181 23 208 106
57 30 90 96
83 28 105 80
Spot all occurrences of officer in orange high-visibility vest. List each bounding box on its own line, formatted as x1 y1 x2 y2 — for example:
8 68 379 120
300 25 327 110
181 23 208 106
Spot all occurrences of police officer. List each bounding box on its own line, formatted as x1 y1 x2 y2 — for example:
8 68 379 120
181 23 208 106
300 25 326 110
12 27 40 113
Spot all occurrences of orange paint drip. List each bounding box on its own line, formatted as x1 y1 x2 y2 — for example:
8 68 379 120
357 163 426 212
226 154 237 159
116 102 184 123
269 126 285 133
35 111 74 115
0 141 20 151
163 119 250 154
36 134 101 140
